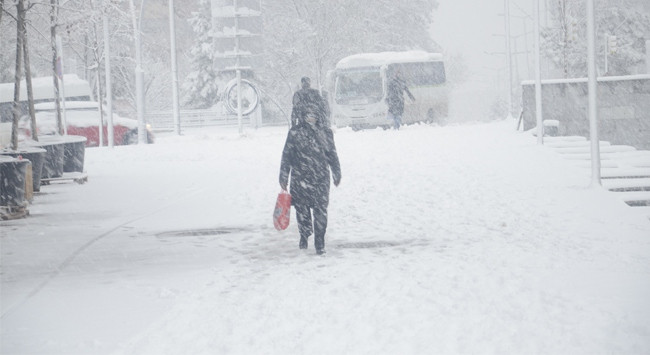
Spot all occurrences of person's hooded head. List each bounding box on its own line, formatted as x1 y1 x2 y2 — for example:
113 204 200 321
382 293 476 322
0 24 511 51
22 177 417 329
301 77 311 90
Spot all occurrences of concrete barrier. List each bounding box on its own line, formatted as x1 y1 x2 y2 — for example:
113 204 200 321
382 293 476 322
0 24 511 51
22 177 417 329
521 75 650 150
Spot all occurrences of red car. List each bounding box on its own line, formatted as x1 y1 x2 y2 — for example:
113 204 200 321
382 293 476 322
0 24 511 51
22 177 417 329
19 101 154 147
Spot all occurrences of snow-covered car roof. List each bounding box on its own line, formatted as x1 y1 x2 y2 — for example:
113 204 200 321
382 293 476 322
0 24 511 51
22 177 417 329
0 74 91 103
21 101 138 135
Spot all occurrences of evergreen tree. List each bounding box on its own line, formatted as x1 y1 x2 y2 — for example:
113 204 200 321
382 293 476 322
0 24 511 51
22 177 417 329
181 0 219 109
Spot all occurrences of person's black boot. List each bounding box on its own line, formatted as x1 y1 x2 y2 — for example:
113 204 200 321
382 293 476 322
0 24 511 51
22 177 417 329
299 237 308 249
316 248 326 255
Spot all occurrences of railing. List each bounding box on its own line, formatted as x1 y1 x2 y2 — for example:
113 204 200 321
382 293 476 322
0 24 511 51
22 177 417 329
146 110 239 132
146 108 290 132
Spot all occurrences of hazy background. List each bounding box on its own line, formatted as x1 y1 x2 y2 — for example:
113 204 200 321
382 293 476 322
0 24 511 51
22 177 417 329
431 0 537 122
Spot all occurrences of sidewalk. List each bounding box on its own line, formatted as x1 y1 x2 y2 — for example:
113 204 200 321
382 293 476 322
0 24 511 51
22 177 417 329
2 121 649 354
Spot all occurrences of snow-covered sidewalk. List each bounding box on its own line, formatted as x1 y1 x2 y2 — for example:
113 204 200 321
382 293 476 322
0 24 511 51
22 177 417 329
2 120 649 354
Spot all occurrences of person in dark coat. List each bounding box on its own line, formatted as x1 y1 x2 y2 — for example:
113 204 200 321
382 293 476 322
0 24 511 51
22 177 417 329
385 70 415 130
291 77 328 127
280 78 341 255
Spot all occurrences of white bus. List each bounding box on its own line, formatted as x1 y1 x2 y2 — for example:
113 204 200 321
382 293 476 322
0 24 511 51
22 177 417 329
331 51 448 130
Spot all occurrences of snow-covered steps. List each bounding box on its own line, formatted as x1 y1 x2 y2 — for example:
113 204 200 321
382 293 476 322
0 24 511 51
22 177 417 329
600 168 650 179
602 178 650 191
553 145 636 155
614 191 650 206
543 135 650 209
544 136 588 147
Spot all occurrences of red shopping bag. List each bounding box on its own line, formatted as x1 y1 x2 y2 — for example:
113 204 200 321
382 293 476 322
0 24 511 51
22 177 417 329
273 190 292 230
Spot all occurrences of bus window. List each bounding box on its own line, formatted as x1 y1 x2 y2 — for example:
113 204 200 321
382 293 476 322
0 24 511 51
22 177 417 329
335 69 383 104
386 62 446 87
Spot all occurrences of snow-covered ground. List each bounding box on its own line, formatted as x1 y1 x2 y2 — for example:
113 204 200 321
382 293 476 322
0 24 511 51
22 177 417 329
2 119 649 354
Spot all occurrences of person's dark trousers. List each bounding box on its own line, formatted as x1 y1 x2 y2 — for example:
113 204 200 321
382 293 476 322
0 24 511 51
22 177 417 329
295 204 328 250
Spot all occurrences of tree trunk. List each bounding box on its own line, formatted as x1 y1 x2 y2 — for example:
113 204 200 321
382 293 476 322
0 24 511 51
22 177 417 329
22 16 38 141
90 0 105 146
51 0 64 135
11 0 26 151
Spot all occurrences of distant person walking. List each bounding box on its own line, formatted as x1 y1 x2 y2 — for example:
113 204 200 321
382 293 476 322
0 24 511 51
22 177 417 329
291 77 327 127
280 77 341 255
385 70 415 130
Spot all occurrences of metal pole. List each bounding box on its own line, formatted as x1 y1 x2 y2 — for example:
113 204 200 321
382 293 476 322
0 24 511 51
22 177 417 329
237 69 243 134
645 39 650 74
234 0 243 134
103 10 114 147
95 64 104 147
586 0 601 186
604 35 609 74
169 0 181 135
534 0 543 144
129 0 146 144
504 0 514 119
56 35 68 135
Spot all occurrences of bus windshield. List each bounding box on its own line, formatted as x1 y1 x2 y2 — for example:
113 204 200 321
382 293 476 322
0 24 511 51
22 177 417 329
335 69 383 105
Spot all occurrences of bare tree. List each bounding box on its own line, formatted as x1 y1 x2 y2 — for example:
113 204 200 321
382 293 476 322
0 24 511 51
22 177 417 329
22 1 37 141
49 0 64 134
10 0 26 150
541 0 650 77
261 0 440 109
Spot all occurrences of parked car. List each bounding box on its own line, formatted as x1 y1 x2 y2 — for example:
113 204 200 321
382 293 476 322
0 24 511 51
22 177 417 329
19 101 154 147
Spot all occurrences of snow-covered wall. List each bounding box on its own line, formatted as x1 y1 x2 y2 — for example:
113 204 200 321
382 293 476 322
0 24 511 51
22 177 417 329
521 75 650 150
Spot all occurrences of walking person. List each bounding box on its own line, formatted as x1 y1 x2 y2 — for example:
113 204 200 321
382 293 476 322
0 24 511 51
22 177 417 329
385 70 415 130
291 77 327 127
280 77 342 255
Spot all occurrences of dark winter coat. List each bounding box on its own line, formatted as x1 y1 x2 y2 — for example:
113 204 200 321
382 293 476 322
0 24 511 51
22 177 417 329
386 77 415 116
279 122 341 208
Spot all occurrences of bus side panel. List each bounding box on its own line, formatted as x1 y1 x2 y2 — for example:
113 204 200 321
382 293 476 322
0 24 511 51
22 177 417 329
403 85 449 124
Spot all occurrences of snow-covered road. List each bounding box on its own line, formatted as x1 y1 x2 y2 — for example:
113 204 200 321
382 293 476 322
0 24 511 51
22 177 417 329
2 120 649 354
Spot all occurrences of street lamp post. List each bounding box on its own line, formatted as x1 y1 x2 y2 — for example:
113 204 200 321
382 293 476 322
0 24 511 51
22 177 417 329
586 0 601 186
169 0 181 135
504 0 514 119
533 0 543 144
103 9 114 147
128 0 147 144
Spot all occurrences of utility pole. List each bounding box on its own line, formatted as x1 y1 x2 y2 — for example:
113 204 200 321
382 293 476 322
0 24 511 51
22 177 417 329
169 0 181 135
234 0 243 135
534 0 543 144
128 0 147 144
646 39 650 74
586 0 601 186
50 0 64 136
103 8 114 147
504 0 514 119
55 35 67 135
11 0 26 150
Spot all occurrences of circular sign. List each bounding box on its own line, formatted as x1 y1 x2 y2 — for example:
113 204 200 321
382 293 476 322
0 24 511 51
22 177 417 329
223 79 260 116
